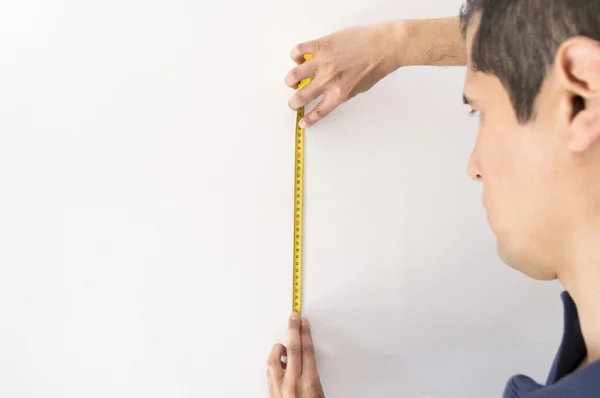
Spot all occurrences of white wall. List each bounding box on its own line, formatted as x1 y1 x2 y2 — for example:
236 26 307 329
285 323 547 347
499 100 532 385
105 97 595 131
0 1 565 397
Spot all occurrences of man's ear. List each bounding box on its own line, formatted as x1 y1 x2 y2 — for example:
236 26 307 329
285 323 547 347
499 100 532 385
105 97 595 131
555 36 600 152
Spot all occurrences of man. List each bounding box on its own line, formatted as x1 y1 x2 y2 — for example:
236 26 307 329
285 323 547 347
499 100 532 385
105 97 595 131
269 0 600 397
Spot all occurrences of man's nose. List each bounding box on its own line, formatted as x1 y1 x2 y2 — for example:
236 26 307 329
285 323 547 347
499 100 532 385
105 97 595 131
467 149 482 182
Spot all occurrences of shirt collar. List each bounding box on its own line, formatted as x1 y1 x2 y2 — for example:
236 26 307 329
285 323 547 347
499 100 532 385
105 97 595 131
545 291 587 383
503 292 600 397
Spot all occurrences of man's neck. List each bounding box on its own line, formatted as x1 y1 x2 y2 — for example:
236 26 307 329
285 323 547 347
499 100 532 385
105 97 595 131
560 235 600 364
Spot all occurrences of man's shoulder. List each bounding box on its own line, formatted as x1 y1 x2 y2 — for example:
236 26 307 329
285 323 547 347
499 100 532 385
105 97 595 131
504 362 600 397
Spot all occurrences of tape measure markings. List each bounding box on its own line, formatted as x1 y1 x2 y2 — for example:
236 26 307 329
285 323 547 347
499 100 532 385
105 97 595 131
293 55 313 315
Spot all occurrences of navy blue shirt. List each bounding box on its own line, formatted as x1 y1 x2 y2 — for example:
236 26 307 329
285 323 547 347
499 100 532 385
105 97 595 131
503 292 600 397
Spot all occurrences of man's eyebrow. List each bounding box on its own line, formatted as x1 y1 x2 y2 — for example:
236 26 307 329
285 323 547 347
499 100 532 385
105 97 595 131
463 94 471 105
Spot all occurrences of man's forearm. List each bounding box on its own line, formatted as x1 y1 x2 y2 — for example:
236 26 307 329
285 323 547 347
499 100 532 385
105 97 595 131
388 16 466 68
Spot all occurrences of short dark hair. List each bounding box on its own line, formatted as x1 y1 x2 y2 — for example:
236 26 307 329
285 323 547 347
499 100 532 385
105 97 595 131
459 0 600 123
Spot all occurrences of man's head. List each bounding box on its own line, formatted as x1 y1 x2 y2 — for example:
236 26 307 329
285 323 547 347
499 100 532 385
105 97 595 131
459 0 600 280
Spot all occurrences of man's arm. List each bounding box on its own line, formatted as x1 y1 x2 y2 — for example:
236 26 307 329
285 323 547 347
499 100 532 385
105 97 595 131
285 16 466 128
402 17 466 67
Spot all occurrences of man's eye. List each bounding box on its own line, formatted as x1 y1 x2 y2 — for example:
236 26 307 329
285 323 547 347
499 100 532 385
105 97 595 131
468 109 479 117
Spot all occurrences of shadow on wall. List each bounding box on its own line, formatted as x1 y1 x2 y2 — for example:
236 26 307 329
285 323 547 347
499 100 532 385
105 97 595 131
303 270 560 397
308 311 430 397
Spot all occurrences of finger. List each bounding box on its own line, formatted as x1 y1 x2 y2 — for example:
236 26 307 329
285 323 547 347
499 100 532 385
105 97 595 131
290 40 319 64
267 344 286 382
288 78 323 111
285 59 317 88
300 317 318 377
299 94 339 129
267 368 279 398
286 312 302 379
267 369 273 394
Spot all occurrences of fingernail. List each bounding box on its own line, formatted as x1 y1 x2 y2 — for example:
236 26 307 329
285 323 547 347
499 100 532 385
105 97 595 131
290 312 300 320
301 317 309 327
299 119 307 129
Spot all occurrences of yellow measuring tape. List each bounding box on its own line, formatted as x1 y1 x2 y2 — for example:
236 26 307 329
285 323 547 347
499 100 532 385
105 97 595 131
293 54 313 314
